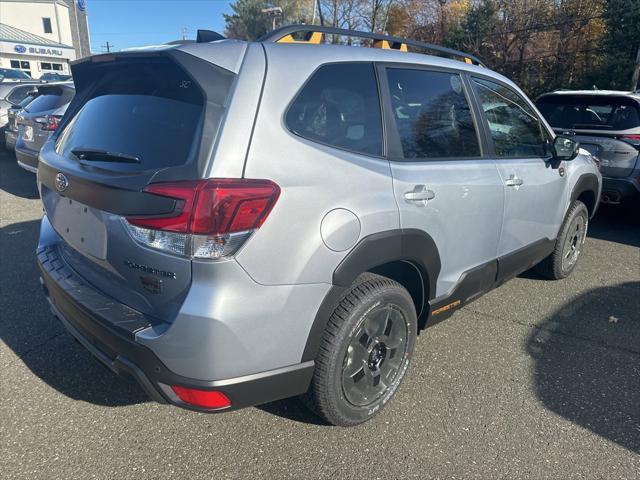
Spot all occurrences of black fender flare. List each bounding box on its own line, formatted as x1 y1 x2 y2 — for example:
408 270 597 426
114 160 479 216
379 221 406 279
570 173 600 218
301 229 441 362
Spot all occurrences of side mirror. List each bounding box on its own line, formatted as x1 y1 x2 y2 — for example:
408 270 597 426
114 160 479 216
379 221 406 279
552 135 579 161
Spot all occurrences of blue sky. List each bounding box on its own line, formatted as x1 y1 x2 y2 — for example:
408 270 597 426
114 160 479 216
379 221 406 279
86 0 233 53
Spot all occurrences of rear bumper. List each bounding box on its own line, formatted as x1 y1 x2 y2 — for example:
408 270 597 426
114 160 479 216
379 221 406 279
601 174 640 205
4 130 17 151
37 243 314 412
15 144 39 173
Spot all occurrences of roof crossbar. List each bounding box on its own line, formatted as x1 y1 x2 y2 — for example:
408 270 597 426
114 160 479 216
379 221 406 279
259 25 484 67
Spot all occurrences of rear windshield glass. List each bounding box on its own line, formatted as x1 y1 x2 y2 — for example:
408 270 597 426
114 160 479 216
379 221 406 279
25 88 74 112
18 94 37 108
537 95 640 130
6 86 35 105
56 56 232 171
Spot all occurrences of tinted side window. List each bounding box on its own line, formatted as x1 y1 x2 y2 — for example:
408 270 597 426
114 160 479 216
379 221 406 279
286 63 383 156
473 78 549 157
386 68 480 159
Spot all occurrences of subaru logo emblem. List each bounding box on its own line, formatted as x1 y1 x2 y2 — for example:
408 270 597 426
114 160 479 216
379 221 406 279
55 173 69 192
14 45 27 54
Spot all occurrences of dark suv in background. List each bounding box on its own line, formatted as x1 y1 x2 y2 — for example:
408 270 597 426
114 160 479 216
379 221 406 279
537 90 640 206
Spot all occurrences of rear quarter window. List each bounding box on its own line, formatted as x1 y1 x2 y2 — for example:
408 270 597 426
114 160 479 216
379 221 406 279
285 62 383 156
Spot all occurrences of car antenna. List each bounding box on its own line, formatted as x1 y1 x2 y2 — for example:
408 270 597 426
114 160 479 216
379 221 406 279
196 30 225 43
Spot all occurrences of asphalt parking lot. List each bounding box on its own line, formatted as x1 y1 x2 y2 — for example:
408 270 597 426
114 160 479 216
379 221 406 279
1 149 638 479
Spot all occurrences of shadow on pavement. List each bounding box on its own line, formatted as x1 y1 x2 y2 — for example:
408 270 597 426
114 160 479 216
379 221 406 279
588 205 640 248
0 150 40 200
0 219 149 407
527 282 640 453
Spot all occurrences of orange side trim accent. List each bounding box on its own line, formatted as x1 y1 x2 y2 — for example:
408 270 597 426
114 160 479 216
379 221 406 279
431 299 461 315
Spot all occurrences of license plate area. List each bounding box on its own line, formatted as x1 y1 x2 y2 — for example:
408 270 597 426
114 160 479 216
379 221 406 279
23 125 34 142
50 196 108 260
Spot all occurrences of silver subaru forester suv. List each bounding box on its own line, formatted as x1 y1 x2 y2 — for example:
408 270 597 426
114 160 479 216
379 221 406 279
36 26 601 426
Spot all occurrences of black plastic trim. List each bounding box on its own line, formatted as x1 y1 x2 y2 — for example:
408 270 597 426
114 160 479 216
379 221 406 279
495 238 555 286
39 251 314 412
332 229 441 299
15 145 38 169
302 229 440 362
305 236 558 362
426 237 555 325
602 175 640 203
427 259 497 326
570 173 601 218
259 24 485 66
38 162 178 216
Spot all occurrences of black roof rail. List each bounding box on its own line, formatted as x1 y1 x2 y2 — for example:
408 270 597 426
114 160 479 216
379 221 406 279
259 24 485 67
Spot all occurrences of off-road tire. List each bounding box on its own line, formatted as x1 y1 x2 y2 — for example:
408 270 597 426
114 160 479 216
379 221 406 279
535 200 589 280
304 273 417 426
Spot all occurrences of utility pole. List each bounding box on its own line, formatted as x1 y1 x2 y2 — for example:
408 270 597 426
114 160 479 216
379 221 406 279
631 43 640 91
261 7 283 31
102 41 113 53
181 27 188 41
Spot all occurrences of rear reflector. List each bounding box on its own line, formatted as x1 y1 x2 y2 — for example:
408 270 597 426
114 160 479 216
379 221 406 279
170 386 231 409
124 179 280 260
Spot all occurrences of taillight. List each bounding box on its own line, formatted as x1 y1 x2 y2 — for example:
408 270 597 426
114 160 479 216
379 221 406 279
34 114 61 131
621 134 640 141
170 386 231 409
124 179 280 259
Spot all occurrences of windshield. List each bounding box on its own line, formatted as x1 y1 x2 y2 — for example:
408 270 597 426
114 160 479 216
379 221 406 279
0 68 31 80
537 95 640 131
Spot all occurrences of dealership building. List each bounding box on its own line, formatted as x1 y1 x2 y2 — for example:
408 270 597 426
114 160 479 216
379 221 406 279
0 0 90 78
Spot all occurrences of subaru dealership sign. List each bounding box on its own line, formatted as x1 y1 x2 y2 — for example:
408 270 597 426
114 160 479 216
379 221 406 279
0 41 76 61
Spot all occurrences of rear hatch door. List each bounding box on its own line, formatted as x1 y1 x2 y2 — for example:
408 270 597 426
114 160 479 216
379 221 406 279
38 50 235 322
537 94 640 177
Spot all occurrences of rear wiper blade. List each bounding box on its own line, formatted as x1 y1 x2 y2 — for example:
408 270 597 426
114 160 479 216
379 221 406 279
72 148 141 164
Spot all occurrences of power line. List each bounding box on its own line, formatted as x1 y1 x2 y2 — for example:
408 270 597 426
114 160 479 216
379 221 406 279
101 41 114 52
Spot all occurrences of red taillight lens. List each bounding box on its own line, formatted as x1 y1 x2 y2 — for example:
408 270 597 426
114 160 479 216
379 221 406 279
622 134 640 141
126 179 280 234
170 386 231 409
38 114 61 131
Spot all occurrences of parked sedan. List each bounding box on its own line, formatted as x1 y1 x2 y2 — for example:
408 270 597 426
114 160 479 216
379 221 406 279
537 90 640 206
15 82 75 173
